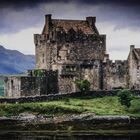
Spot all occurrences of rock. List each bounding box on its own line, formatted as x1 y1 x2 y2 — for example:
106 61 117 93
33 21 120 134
16 113 36 121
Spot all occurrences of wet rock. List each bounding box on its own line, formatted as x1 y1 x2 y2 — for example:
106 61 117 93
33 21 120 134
13 113 36 121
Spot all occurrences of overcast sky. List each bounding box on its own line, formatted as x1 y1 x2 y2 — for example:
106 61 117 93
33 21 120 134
0 0 140 60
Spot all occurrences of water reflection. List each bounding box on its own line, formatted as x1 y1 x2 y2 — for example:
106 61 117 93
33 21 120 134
0 132 140 140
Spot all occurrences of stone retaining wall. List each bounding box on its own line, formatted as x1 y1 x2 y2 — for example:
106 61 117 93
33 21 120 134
0 114 140 131
0 90 140 103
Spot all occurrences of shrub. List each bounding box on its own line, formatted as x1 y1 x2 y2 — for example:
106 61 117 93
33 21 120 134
117 89 133 108
34 69 45 77
129 99 140 113
74 78 91 92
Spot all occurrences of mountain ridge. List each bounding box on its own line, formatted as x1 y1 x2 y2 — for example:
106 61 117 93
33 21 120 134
0 45 35 74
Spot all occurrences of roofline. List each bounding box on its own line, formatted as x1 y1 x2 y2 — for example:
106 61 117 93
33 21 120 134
52 19 85 22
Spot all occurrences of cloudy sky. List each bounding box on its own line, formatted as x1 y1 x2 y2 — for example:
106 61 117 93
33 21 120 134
0 0 140 60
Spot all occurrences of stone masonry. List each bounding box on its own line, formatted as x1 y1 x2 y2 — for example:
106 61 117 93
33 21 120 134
4 15 140 97
127 45 140 89
34 14 106 93
4 70 58 97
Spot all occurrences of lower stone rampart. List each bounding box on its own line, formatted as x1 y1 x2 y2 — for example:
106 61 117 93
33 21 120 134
0 114 140 132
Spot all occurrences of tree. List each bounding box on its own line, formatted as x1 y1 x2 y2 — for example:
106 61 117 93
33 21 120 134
118 89 133 108
74 78 91 92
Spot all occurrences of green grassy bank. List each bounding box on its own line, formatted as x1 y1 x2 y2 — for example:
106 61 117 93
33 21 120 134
0 96 140 117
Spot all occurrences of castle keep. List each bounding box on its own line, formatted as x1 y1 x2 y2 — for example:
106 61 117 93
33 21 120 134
4 15 140 97
34 14 106 93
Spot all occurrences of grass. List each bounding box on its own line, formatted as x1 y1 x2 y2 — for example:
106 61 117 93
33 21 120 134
0 96 140 117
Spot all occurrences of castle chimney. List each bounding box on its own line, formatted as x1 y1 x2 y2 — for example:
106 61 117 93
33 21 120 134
45 14 52 24
44 14 52 34
130 45 135 51
86 16 96 26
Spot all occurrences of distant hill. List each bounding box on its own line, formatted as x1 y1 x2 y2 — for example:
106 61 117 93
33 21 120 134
0 45 35 74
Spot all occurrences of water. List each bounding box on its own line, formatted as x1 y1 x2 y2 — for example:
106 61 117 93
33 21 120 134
0 132 140 140
0 78 4 96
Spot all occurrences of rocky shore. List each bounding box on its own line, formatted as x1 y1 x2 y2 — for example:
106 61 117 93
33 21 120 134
0 113 140 134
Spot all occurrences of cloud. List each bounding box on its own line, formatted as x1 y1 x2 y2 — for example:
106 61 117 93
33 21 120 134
0 0 140 61
0 1 140 35
0 0 69 8
0 20 139 61
1 0 140 7
0 5 44 34
0 27 42 54
97 22 140 60
78 0 140 6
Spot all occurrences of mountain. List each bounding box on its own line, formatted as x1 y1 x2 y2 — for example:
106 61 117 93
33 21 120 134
0 45 35 74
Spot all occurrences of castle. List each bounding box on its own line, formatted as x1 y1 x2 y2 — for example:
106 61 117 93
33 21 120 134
4 15 140 97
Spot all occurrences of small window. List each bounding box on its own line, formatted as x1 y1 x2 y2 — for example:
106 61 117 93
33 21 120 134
11 80 14 87
42 59 44 63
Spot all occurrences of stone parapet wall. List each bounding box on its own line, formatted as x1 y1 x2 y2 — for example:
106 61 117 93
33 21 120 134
4 70 58 98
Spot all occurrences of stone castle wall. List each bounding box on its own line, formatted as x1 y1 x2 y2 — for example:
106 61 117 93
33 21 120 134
34 15 106 71
34 15 106 94
4 71 58 98
104 60 128 89
127 45 140 89
4 77 21 97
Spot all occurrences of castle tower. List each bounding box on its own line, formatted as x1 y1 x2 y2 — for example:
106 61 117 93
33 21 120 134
34 15 107 92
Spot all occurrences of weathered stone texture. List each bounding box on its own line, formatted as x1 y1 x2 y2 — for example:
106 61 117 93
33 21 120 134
59 77 75 94
127 45 140 89
104 60 128 89
4 71 58 97
34 15 106 93
80 63 100 90
4 77 21 97
35 15 106 69
2 90 140 103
